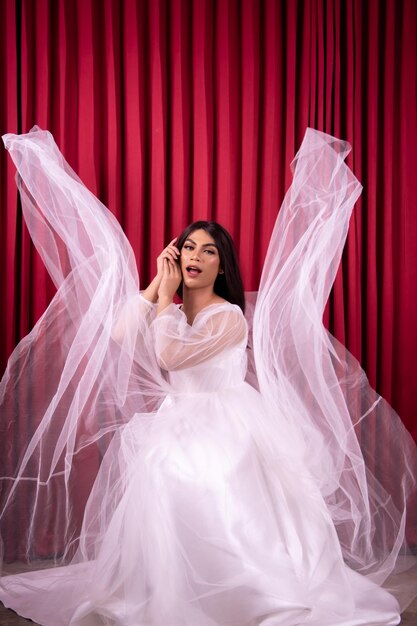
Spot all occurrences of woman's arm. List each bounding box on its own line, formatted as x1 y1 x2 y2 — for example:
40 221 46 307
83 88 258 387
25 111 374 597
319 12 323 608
111 294 156 344
112 238 180 343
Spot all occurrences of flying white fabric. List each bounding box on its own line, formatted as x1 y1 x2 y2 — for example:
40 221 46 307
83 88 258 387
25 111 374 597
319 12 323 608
0 127 416 625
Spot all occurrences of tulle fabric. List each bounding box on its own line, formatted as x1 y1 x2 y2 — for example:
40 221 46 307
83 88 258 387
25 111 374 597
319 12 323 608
0 127 416 626
252 133 417 591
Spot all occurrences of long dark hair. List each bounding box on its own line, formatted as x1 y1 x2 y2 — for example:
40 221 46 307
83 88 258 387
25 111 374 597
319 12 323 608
176 221 245 313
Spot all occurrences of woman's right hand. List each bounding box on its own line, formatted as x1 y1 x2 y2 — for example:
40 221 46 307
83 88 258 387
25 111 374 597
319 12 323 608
156 238 180 278
142 238 180 304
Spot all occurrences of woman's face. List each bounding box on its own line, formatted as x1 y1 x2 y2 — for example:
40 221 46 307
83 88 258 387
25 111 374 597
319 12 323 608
180 229 222 291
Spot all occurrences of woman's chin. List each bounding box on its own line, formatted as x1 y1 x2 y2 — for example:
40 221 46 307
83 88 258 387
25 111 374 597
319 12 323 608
182 274 201 287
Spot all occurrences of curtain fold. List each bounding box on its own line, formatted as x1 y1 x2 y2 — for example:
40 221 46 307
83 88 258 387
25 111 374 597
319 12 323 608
1 0 416 446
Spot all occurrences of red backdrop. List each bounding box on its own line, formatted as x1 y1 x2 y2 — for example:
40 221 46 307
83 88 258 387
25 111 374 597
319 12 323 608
1 0 416 442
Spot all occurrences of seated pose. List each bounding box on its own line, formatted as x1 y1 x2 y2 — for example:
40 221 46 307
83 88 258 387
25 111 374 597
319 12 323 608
0 127 416 626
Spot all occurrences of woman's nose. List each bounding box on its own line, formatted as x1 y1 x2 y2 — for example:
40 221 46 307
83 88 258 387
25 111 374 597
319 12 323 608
190 250 201 261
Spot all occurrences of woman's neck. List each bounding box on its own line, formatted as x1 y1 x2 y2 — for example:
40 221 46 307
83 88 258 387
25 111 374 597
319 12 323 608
181 287 224 324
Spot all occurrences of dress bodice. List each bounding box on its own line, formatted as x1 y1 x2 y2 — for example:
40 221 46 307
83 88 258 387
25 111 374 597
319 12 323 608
150 301 249 395
166 342 248 394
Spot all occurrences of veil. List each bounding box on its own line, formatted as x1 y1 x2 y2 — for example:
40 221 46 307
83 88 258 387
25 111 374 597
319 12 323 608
0 127 168 564
251 132 417 604
1 127 416 609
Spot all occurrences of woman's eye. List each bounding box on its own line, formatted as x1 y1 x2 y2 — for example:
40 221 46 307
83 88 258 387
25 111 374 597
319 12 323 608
205 249 215 255
183 245 194 251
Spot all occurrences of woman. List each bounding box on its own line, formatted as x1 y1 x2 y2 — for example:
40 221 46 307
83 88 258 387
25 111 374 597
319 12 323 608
0 128 416 625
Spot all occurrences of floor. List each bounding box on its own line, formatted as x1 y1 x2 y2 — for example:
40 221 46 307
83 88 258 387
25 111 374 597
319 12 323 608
401 598 417 626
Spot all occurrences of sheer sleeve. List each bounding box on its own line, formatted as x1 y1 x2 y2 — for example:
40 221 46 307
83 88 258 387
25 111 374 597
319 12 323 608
152 304 247 371
112 293 157 345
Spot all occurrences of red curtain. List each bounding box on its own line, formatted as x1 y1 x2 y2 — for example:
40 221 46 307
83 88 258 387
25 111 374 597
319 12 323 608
1 0 416 442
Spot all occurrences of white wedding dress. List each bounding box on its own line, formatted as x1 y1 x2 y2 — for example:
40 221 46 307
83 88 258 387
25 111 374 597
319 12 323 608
0 128 416 625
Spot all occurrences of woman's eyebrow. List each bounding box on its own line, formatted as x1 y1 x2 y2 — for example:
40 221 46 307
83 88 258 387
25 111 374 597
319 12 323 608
184 238 217 248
